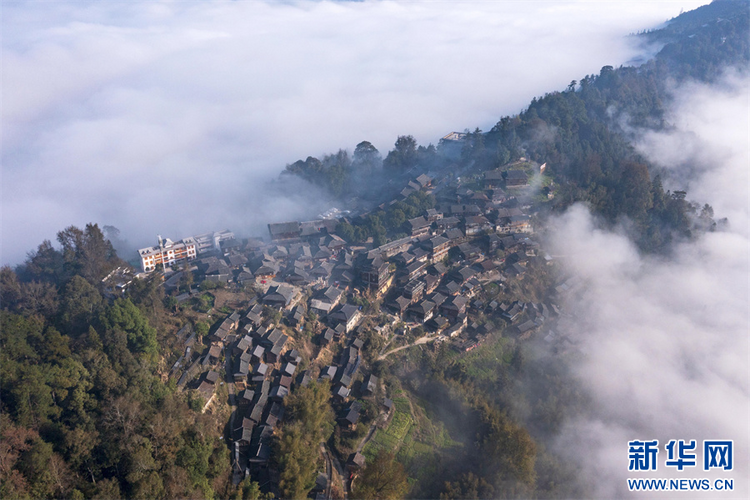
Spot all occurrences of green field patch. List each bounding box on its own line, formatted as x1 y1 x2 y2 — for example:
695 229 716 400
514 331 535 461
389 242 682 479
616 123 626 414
363 431 395 462
455 336 510 382
362 401 414 461
388 410 412 440
372 429 400 449
397 428 441 491
393 397 411 413
412 441 432 454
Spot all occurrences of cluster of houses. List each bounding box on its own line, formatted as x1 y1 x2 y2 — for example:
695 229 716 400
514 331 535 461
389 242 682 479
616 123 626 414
184 290 386 478
159 160 561 489
449 297 561 352
182 298 304 471
154 164 536 306
380 229 548 340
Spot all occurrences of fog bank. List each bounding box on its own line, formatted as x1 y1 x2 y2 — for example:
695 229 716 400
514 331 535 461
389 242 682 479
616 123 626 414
549 73 749 498
1 0 708 264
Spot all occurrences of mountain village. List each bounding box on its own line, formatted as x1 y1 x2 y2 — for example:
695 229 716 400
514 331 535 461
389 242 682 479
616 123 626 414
115 157 580 498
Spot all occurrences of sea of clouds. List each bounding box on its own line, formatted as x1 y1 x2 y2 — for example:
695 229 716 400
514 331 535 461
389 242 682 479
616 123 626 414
1 0 708 264
548 71 749 498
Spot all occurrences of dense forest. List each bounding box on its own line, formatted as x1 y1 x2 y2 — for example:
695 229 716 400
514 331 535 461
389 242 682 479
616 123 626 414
1 1 748 499
0 225 248 499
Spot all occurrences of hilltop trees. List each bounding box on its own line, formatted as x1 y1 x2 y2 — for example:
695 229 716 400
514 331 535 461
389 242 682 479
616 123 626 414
0 299 232 499
284 141 381 198
99 298 159 359
353 140 382 174
275 380 334 499
278 1 744 255
60 276 102 336
441 472 495 500
19 224 124 288
383 135 418 172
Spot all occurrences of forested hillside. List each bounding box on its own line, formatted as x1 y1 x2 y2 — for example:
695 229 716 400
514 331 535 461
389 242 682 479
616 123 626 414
1 225 243 499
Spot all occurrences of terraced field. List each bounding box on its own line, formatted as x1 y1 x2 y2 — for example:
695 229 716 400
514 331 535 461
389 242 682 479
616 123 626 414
362 397 413 461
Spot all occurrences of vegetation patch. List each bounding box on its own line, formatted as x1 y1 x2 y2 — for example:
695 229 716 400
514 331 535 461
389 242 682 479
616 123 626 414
455 335 511 382
362 397 414 461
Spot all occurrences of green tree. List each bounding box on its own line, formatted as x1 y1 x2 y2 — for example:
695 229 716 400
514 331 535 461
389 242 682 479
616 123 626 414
239 477 271 500
383 135 418 171
275 421 319 499
323 149 352 197
353 141 382 174
200 280 220 291
21 240 65 284
57 223 122 285
164 296 178 311
99 298 158 358
284 380 334 439
130 470 165 500
351 450 409 500
17 437 55 498
92 478 122 499
180 262 194 292
264 306 282 326
17 281 59 318
60 275 103 335
195 321 210 338
337 221 356 243
477 402 537 490
275 381 335 499
385 208 406 231
0 266 23 312
614 160 653 224
441 472 495 500
126 273 165 322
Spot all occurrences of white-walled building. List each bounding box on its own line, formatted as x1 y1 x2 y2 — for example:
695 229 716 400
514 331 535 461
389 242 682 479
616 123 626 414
138 229 235 273
138 236 197 272
193 229 235 255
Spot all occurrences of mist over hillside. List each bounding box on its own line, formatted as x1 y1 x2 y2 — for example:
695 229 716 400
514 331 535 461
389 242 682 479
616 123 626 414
546 73 749 498
1 0 708 265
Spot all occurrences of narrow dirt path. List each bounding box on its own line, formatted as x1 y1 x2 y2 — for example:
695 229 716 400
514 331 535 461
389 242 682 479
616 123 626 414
327 444 348 499
355 424 377 454
224 345 236 404
320 443 333 499
377 335 436 360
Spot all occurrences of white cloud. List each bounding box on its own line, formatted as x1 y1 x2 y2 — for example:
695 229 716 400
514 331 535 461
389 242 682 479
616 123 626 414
549 74 749 498
636 70 750 233
1 0 709 264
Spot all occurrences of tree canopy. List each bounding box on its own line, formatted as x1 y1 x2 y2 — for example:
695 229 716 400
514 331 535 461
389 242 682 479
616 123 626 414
351 450 409 500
